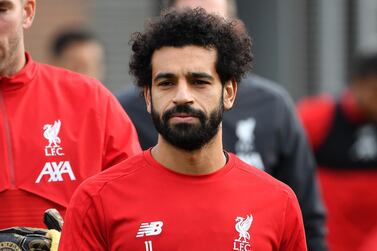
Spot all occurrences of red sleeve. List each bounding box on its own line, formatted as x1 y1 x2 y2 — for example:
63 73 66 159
59 182 107 251
280 190 308 251
360 228 377 251
101 89 142 169
296 95 335 150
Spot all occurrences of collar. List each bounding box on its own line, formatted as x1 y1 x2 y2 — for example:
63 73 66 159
0 52 38 91
143 148 235 180
340 88 366 123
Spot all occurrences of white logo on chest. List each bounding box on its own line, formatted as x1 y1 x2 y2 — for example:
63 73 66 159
235 118 265 170
351 125 377 161
136 221 164 237
35 161 76 183
43 120 64 156
233 214 253 251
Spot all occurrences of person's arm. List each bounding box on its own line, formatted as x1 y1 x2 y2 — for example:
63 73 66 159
274 91 328 251
101 86 142 169
59 181 107 251
280 190 308 251
117 90 158 150
296 95 335 151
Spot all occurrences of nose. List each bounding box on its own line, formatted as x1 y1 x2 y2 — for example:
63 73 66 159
172 81 194 105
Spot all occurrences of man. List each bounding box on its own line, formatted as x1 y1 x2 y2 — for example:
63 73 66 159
298 51 377 251
0 0 141 229
117 0 327 250
60 8 307 250
50 28 105 81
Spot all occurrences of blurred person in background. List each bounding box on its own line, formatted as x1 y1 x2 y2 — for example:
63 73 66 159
298 50 377 251
50 28 105 81
0 0 141 230
117 0 327 250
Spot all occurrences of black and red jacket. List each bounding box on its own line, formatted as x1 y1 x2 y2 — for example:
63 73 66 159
298 89 377 251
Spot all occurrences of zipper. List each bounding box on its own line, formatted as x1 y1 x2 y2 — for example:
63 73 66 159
0 90 16 188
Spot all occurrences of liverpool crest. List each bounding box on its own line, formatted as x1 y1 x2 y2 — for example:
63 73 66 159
233 214 253 251
43 120 64 156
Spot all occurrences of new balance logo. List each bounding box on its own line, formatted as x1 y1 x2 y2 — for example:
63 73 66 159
136 221 163 237
35 161 76 183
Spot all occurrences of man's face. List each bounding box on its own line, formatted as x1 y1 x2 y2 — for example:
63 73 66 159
353 75 377 122
56 41 105 81
0 0 34 76
146 45 227 151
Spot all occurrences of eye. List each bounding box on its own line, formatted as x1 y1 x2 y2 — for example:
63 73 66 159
193 79 209 86
0 3 12 12
157 81 175 88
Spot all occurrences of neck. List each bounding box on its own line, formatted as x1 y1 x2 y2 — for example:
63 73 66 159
0 47 26 77
151 129 227 175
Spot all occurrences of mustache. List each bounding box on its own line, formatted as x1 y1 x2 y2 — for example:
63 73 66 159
162 104 206 122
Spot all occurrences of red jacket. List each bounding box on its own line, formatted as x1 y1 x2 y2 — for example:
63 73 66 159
60 151 307 251
0 53 141 228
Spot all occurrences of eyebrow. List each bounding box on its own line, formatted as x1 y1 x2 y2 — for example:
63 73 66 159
154 72 214 82
189 72 214 80
154 73 176 82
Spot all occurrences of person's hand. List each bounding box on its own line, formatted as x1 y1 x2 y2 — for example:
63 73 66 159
0 227 51 250
45 229 60 251
0 208 63 251
43 208 63 251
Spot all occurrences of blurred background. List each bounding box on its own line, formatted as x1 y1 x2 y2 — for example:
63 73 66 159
25 0 377 100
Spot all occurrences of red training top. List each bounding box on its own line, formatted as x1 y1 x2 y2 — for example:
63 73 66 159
60 150 307 251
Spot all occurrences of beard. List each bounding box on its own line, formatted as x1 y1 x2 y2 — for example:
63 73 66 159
151 97 224 151
0 30 22 75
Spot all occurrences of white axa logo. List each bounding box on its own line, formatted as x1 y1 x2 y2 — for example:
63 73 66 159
43 120 64 156
136 221 164 237
35 161 76 183
233 214 253 251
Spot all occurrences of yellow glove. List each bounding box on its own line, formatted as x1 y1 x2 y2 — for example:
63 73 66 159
46 229 61 251
44 208 64 251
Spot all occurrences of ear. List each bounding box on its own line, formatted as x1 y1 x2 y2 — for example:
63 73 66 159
223 79 237 111
22 0 36 29
144 86 152 114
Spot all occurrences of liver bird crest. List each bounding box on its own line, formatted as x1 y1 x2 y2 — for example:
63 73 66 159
43 120 62 147
235 214 253 242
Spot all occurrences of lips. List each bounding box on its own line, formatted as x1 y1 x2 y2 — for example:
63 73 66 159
169 113 198 123
162 104 206 125
171 112 196 117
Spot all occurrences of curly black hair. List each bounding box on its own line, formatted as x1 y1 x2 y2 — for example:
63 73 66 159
129 7 253 89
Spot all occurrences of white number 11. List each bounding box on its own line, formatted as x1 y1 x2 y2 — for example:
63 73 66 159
144 240 153 251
